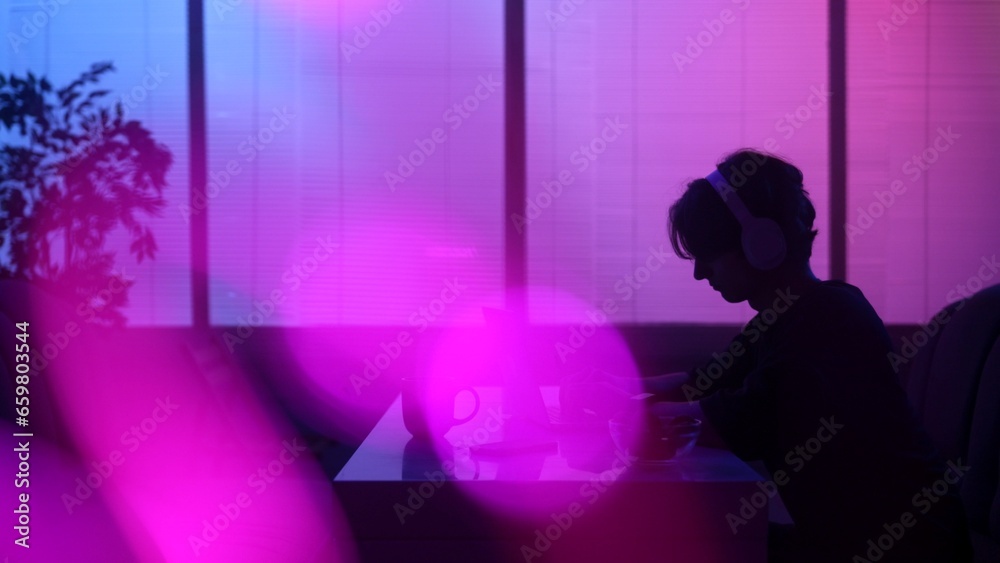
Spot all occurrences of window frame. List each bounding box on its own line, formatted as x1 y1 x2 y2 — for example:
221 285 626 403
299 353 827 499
186 0 847 327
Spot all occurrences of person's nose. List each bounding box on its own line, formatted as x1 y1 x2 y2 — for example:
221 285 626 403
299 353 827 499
693 258 710 281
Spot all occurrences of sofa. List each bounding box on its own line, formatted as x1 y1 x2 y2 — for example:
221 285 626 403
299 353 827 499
901 283 1000 562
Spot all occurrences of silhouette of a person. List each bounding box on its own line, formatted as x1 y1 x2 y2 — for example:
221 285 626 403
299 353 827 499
649 149 971 562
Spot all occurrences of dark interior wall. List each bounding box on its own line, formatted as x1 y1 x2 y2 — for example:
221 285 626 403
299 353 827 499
191 323 925 437
48 322 927 479
216 323 925 379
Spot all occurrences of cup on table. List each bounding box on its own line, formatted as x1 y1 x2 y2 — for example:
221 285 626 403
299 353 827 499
401 376 480 440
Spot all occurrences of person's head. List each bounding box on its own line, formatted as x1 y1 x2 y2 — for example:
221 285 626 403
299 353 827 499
668 149 818 305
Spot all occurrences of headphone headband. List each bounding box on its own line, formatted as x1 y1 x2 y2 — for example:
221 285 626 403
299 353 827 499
706 170 752 223
705 168 787 270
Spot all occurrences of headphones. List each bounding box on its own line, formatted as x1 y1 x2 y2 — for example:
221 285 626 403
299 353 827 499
705 169 787 271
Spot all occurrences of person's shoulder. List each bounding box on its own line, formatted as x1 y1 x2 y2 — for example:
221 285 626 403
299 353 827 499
807 280 870 308
796 280 886 333
763 280 891 359
769 280 879 329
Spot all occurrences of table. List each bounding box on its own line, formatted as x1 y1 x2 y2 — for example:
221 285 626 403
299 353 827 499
333 387 767 562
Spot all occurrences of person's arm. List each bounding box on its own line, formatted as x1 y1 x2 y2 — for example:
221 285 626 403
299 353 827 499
649 399 704 419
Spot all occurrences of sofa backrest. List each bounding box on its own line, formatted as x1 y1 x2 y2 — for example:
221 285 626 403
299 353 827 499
903 283 1000 541
966 337 1000 543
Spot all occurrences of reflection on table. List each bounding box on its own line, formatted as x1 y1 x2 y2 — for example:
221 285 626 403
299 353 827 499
334 387 768 563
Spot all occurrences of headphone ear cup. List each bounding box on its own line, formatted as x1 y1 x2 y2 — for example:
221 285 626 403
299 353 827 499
742 217 787 270
705 168 789 270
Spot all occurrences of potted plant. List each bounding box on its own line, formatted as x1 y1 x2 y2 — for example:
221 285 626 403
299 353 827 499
0 62 172 326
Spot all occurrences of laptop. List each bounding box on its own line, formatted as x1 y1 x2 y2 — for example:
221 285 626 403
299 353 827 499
481 307 600 430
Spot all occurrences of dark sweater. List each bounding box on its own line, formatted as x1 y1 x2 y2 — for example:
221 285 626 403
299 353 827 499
695 281 970 561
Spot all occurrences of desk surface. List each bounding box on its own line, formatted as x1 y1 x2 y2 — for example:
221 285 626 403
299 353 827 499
336 387 760 484
333 387 768 563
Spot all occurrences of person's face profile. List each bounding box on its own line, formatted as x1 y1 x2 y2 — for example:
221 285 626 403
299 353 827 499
692 249 760 304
